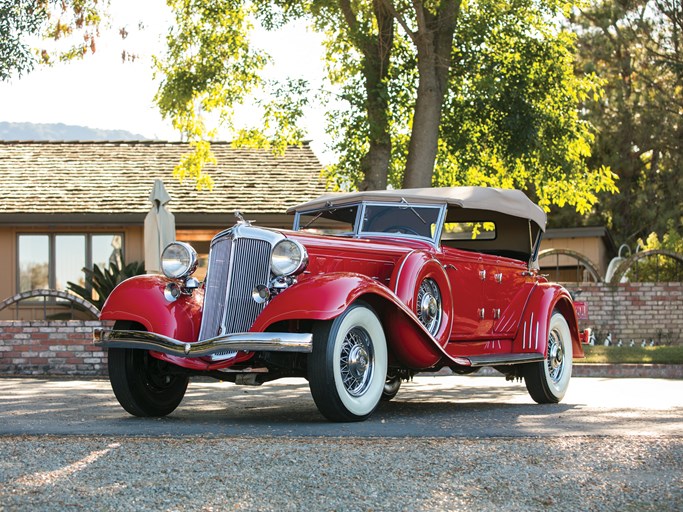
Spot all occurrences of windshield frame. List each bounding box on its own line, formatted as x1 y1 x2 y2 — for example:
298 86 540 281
293 201 447 246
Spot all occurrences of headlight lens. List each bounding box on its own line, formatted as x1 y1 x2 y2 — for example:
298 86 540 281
161 242 198 279
271 239 308 276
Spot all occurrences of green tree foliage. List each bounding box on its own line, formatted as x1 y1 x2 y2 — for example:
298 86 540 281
437 0 618 213
569 0 683 244
626 221 683 282
312 0 617 213
4 0 618 217
153 0 310 190
0 1 43 80
0 0 106 81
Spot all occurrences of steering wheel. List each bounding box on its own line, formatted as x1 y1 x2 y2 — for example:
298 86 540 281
385 225 421 236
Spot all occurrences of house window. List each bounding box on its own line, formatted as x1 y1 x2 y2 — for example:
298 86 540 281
17 233 123 293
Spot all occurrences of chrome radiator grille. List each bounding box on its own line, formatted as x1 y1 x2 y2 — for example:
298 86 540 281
199 233 272 341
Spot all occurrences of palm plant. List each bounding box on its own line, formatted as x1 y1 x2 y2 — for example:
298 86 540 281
67 259 145 310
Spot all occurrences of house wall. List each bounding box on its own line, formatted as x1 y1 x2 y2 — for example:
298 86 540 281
0 282 681 376
539 236 611 276
0 229 15 301
0 226 144 320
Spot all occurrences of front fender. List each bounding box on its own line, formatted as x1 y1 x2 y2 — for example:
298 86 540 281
100 275 203 342
251 273 395 329
513 283 583 358
251 273 449 369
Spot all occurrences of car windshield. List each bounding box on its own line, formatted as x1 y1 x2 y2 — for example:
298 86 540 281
360 203 442 239
296 205 359 235
295 202 443 242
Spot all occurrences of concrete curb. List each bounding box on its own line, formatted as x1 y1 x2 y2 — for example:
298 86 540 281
465 364 683 379
572 363 683 379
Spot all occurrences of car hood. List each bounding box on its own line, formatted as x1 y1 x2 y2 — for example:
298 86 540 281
280 229 435 280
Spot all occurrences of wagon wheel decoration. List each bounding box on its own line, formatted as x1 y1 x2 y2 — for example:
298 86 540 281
608 249 683 284
0 289 100 319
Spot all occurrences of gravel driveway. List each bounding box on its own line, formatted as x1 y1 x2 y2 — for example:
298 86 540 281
1 375 681 511
0 436 681 511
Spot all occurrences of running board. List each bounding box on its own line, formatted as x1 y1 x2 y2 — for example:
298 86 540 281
455 353 545 367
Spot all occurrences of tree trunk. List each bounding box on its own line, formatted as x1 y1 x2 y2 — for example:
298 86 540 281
359 0 394 190
402 0 460 189
403 51 444 188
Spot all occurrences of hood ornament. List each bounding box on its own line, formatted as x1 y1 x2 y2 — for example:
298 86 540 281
234 211 251 226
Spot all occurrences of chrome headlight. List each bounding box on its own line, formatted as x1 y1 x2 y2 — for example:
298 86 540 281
271 239 308 276
161 242 198 279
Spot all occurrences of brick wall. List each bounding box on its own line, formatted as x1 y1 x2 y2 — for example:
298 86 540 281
0 320 111 376
566 282 683 345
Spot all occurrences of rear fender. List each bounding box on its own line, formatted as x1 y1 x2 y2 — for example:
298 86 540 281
100 275 203 342
251 273 448 369
513 283 583 358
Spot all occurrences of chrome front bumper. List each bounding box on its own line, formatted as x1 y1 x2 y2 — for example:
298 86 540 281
93 328 312 358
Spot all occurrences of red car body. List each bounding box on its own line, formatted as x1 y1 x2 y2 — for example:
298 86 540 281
96 187 590 422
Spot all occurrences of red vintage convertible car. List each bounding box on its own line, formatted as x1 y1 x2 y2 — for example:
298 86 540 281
95 187 591 422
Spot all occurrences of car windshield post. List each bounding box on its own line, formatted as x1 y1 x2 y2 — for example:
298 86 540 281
529 222 543 269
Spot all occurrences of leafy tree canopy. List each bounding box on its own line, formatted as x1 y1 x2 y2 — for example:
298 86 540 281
4 0 619 219
0 0 106 81
564 0 682 244
153 0 617 216
153 0 310 189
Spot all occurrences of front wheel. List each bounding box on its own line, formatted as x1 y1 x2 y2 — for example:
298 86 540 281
308 301 388 422
524 311 573 403
108 323 189 417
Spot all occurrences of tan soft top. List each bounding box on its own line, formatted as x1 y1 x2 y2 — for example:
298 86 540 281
288 186 547 231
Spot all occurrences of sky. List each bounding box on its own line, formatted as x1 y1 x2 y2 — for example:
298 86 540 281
0 0 330 161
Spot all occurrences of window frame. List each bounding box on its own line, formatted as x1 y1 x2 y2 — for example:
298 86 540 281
16 232 125 294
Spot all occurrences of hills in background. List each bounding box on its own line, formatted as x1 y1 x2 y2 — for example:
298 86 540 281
0 122 149 141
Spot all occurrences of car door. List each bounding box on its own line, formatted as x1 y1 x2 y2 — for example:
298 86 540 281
483 257 535 337
441 248 488 340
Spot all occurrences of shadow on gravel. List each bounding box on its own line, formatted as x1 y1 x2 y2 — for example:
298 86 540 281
2 376 681 438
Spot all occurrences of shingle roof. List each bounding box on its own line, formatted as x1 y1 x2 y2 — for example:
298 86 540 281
0 141 326 217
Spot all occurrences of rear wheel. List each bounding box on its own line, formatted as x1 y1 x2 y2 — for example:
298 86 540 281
108 322 189 417
308 301 387 422
524 312 573 403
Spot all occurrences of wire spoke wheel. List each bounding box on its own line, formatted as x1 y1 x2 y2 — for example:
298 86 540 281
339 327 374 397
546 329 566 384
416 278 442 335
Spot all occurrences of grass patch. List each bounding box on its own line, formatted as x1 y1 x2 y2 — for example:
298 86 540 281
581 345 683 364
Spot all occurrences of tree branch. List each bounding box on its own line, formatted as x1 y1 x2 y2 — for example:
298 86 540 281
381 0 417 44
338 0 358 32
412 0 427 35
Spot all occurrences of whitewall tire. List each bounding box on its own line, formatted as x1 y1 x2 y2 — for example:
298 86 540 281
524 311 573 404
308 301 388 422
